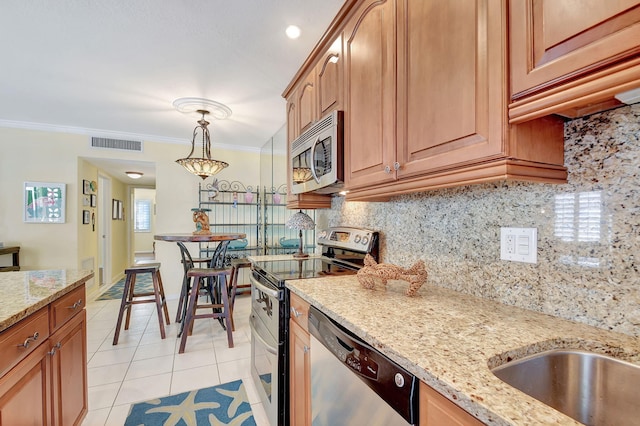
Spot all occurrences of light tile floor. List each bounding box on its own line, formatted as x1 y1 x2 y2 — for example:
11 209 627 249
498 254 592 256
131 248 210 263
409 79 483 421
82 291 269 425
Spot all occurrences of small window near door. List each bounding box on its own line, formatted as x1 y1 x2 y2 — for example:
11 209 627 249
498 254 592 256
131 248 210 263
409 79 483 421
134 199 152 232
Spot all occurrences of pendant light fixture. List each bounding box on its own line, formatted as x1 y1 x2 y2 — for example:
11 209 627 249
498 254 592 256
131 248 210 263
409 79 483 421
175 109 229 180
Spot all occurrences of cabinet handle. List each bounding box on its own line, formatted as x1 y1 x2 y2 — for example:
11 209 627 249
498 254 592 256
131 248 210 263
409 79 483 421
290 307 303 318
17 331 40 349
67 299 83 310
394 162 400 171
48 342 62 356
384 165 391 174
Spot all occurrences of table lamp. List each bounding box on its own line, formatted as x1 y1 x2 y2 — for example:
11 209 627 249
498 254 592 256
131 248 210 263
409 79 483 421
286 210 315 258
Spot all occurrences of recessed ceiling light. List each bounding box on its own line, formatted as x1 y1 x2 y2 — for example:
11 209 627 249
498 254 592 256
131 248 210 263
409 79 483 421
286 25 301 39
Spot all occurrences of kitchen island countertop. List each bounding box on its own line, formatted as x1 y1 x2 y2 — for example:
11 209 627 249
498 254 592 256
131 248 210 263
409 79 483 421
0 269 94 333
287 276 640 425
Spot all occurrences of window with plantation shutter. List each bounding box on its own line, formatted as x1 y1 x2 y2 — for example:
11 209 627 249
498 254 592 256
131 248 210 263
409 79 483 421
134 199 152 232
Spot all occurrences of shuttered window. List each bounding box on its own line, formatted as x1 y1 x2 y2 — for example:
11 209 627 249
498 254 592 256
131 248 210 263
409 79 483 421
134 199 152 232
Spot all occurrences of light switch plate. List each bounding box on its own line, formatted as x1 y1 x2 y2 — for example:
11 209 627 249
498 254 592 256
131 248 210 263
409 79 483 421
500 227 537 263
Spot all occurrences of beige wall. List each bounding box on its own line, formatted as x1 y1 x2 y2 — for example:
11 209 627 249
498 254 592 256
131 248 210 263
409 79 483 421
0 126 261 297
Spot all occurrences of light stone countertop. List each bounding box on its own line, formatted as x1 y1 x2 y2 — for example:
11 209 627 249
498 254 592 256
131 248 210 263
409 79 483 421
0 269 94 333
286 276 640 426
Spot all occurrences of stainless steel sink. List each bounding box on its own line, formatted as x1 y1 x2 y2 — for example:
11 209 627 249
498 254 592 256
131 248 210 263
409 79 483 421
491 349 640 426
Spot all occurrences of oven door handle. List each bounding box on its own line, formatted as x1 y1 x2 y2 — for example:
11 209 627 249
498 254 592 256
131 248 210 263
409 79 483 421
250 316 278 355
250 275 280 299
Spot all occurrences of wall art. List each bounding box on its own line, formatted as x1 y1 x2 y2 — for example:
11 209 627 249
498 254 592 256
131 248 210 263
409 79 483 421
24 182 66 223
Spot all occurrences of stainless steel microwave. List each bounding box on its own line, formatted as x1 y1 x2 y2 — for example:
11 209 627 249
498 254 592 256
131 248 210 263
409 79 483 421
290 110 344 194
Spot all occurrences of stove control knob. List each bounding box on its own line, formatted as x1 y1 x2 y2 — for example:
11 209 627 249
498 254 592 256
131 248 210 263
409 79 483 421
361 236 369 245
394 373 405 388
354 234 361 243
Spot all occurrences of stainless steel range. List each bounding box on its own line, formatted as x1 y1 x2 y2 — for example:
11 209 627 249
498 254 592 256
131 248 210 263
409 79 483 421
249 226 379 426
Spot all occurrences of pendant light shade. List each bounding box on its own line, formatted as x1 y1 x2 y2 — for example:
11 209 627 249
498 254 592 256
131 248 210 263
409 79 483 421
176 109 229 180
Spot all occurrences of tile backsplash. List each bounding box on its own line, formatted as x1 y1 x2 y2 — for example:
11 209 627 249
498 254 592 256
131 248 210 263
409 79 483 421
325 104 640 337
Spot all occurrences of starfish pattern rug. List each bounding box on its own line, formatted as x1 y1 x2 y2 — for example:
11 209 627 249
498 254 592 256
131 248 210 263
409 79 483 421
124 379 255 426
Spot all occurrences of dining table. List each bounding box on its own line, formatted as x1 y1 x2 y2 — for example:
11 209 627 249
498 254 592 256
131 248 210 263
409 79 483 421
154 232 246 335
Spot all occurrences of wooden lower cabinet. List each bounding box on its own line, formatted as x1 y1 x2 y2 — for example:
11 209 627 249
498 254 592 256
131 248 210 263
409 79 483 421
50 310 88 426
289 293 311 426
420 381 484 426
0 285 87 426
0 343 52 425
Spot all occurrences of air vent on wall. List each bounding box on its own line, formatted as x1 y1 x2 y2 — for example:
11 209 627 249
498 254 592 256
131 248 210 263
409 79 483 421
90 137 143 152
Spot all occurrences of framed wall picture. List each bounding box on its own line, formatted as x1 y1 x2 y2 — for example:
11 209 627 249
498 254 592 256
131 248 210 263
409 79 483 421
117 200 124 220
90 194 97 207
82 209 90 224
82 194 90 206
24 182 66 223
83 179 91 195
112 199 118 220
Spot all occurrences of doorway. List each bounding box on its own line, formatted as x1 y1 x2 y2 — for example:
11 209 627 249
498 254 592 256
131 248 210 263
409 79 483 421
98 174 111 286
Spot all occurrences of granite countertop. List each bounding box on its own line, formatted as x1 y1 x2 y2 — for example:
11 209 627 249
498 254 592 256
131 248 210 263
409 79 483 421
286 276 640 425
0 269 94 333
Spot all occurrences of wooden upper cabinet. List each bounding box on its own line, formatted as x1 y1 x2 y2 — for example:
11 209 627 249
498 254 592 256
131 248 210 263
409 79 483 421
344 0 566 201
509 0 640 121
344 0 397 190
317 35 343 117
397 0 503 179
298 73 317 134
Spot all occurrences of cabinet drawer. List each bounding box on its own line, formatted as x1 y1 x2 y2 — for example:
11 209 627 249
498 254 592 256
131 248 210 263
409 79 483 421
0 307 50 377
50 285 85 332
290 292 310 332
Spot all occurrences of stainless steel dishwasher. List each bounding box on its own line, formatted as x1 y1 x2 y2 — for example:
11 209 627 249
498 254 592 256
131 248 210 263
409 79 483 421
308 306 419 425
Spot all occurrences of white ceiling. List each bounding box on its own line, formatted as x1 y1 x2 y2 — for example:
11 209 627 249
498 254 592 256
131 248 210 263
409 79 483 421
0 0 344 156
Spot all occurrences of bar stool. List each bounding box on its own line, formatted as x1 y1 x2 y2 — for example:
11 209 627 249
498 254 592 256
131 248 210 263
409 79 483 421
175 242 211 323
228 258 251 330
113 263 170 345
179 262 234 353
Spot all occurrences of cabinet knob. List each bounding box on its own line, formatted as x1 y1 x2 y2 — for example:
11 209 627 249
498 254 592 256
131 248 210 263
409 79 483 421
384 165 391 174
394 162 400 171
304 345 310 353
291 307 303 318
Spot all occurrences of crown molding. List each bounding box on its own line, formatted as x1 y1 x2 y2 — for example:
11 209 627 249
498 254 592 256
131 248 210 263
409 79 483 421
0 119 261 153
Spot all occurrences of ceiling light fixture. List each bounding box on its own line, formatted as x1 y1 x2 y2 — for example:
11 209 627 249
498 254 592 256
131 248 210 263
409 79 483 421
125 171 143 179
176 109 229 180
286 25 301 39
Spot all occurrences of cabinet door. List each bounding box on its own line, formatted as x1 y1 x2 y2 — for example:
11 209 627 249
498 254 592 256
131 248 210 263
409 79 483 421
344 0 397 190
510 0 640 98
298 73 317 134
317 35 343 117
50 310 87 426
419 381 483 426
397 0 506 178
289 320 311 426
0 343 51 426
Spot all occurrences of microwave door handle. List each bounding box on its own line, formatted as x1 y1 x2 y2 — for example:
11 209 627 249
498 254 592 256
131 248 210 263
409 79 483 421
310 137 321 183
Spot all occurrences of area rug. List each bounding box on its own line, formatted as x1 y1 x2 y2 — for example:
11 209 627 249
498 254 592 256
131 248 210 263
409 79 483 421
124 379 255 426
96 274 154 301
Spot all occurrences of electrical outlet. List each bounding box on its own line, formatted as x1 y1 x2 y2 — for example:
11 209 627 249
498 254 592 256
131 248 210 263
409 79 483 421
500 227 537 263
